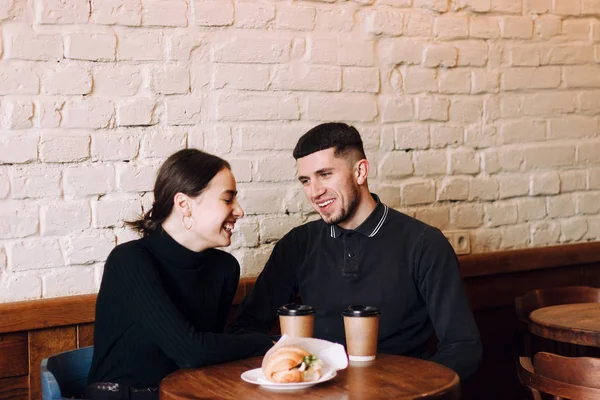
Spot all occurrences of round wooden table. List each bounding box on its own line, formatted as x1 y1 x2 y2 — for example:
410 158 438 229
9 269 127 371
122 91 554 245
529 303 600 347
160 354 460 399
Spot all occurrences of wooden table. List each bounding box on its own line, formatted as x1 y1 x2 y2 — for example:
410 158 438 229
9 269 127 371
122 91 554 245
529 303 600 347
160 354 460 399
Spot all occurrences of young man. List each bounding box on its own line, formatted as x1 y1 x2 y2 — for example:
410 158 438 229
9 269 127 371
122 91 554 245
228 123 482 379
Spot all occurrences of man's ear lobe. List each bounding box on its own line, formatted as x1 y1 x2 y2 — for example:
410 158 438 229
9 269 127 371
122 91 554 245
355 159 369 185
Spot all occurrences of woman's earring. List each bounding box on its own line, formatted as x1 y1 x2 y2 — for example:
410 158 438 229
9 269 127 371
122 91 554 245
182 214 193 230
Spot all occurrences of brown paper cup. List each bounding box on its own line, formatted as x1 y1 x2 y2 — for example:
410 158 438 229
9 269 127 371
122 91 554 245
342 305 381 362
277 304 316 338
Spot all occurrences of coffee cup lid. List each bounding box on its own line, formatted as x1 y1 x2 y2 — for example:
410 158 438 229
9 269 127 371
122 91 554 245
277 303 316 316
341 305 381 317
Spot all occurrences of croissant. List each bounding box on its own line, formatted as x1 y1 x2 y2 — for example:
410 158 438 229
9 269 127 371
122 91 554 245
262 345 323 383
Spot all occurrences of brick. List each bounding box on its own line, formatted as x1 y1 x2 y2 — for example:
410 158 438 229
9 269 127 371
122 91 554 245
439 69 471 94
431 125 463 148
8 239 64 270
116 98 156 126
42 266 97 297
451 204 484 228
366 6 404 36
522 92 576 116
417 97 449 121
561 219 588 242
437 177 469 201
272 65 341 92
237 125 304 151
93 65 142 97
116 163 157 192
343 68 379 93
166 34 203 61
64 99 114 129
449 149 480 175
5 28 62 61
497 146 524 171
0 168 9 199
139 128 187 158
492 0 522 12
91 131 139 161
0 134 37 164
499 224 529 249
588 217 600 240
65 32 116 61
564 66 600 88
11 165 61 199
230 220 259 249
233 246 273 276
91 0 141 26
530 171 560 195
560 170 587 192
509 45 540 67
580 91 600 114
589 167 600 189
499 120 546 144
3 100 33 129
212 64 269 91
92 194 142 228
214 35 291 63
380 97 414 123
535 15 562 39
276 4 315 31
456 41 488 67
577 192 600 214
238 188 287 214
523 144 575 169
531 221 560 246
450 98 483 123
582 0 600 14
469 177 498 201
40 132 90 163
379 152 414 178
40 200 91 235
553 0 580 14
307 94 377 122
563 19 590 39
228 158 252 183
413 150 446 175
42 64 91 95
488 43 503 68
401 178 435 206
254 155 296 182
472 70 500 94
259 215 304 243
0 272 42 302
423 44 457 68
458 0 491 12
502 67 560 91
117 30 163 61
310 37 375 67
0 65 39 95
526 0 551 13
501 17 533 39
594 21 600 42
470 229 501 252
215 93 299 121
315 7 355 32
64 164 115 196
470 17 500 39
517 197 547 222
115 228 140 246
142 0 187 26
377 39 423 65
35 0 89 24
434 16 469 40
541 45 593 65
235 2 275 29
547 194 576 218
149 65 190 94
404 68 437 94
404 11 434 37
390 125 428 150
368 183 400 209
498 174 529 199
194 0 233 26
485 202 518 227
465 124 496 149
0 202 38 239
549 116 598 140
578 141 600 164
165 97 202 125
204 125 232 154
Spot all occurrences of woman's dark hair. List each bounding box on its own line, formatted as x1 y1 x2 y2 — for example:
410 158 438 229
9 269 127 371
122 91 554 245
292 122 366 161
126 149 231 237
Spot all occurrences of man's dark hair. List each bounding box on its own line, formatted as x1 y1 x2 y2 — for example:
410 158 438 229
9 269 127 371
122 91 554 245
293 122 366 161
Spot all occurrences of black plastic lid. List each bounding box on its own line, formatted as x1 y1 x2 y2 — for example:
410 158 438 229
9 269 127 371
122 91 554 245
277 303 316 316
341 305 381 317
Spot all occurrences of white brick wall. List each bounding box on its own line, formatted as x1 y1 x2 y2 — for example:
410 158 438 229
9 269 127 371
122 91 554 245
1 0 600 302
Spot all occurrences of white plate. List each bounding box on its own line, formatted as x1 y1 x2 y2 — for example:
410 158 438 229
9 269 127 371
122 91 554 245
240 368 337 391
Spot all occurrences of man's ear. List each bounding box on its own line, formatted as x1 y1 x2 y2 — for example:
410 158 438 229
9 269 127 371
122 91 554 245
173 192 191 216
355 159 369 185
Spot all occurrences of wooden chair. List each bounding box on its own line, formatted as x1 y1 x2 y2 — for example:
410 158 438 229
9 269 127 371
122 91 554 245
518 352 600 400
514 286 600 357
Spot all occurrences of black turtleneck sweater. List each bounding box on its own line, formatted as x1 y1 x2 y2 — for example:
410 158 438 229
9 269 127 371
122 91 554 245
87 228 273 388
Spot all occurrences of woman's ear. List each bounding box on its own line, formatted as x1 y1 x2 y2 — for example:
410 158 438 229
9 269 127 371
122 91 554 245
355 159 369 185
173 193 191 216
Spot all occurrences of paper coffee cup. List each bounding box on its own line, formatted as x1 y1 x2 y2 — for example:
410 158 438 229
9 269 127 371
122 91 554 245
341 305 381 362
277 304 316 338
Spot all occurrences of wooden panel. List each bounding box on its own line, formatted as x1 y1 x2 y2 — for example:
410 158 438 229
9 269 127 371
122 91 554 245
0 333 28 378
77 323 94 348
0 294 96 334
29 326 77 400
0 376 28 400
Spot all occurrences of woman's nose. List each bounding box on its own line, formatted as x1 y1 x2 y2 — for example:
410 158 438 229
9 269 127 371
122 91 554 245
233 200 244 219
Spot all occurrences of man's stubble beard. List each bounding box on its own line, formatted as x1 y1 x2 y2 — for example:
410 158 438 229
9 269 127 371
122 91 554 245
322 181 360 226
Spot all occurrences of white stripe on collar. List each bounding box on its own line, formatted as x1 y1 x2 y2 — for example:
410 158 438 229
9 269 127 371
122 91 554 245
330 225 335 238
368 204 388 237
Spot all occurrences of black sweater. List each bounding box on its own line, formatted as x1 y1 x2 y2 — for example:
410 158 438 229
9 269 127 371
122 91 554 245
88 228 273 388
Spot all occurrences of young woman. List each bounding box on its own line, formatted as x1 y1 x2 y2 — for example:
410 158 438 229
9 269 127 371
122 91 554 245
86 149 273 400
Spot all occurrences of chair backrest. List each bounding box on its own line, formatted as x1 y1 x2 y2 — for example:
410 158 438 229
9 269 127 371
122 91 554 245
41 346 94 400
518 352 600 400
514 286 600 323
